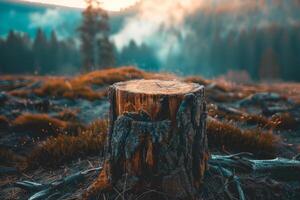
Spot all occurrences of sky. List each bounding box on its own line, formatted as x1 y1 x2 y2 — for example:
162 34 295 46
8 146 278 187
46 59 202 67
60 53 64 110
18 0 140 11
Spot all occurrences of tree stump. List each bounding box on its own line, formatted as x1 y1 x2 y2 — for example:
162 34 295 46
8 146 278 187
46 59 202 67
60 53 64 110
91 79 208 199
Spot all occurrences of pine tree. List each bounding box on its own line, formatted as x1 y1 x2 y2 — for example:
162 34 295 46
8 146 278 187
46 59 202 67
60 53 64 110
78 0 114 72
49 30 59 70
33 28 48 73
98 37 115 68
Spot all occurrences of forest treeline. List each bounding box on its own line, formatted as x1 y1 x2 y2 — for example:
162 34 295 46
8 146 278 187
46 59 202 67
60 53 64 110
0 0 158 74
0 0 300 81
0 29 159 74
0 29 80 74
1 25 300 81
164 23 300 82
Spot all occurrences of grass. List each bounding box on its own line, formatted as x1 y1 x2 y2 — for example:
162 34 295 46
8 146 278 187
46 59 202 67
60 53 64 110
207 118 279 158
55 109 80 122
75 66 147 86
208 106 271 128
33 78 106 101
184 76 211 86
26 120 108 169
11 113 69 136
34 67 147 100
8 67 172 101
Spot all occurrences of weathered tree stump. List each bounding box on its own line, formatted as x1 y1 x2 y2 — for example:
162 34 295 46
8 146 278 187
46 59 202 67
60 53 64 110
91 79 209 199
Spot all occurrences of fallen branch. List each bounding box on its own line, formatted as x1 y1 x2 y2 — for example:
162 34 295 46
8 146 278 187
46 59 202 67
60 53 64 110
210 165 246 200
12 154 300 199
14 167 102 200
209 154 300 181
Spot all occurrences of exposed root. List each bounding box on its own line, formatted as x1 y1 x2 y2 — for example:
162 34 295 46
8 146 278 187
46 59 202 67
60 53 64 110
210 165 246 200
209 154 300 181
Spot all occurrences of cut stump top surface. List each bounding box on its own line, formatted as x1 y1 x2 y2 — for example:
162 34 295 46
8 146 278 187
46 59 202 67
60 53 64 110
114 79 202 95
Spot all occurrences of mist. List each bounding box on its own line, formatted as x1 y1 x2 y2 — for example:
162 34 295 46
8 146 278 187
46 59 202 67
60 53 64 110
112 0 300 80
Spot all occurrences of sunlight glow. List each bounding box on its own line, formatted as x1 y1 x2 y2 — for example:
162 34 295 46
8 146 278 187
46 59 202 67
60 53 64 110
18 0 140 11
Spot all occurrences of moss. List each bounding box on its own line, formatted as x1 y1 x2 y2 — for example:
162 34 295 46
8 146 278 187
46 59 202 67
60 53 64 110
207 119 279 158
11 113 68 136
27 120 108 169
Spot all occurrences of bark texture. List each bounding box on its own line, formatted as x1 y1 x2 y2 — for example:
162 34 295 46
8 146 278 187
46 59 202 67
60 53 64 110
96 80 208 199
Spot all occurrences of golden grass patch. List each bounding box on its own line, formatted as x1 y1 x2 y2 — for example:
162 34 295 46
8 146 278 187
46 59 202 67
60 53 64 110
75 66 146 86
33 78 105 101
12 113 69 136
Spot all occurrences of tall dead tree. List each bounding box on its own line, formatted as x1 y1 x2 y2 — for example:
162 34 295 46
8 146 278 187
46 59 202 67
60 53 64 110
89 79 209 199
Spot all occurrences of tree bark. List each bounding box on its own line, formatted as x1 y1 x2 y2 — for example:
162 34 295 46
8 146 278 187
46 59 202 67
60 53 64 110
91 79 208 199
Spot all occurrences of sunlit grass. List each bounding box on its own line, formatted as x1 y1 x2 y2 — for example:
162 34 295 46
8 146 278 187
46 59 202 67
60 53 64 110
12 113 69 136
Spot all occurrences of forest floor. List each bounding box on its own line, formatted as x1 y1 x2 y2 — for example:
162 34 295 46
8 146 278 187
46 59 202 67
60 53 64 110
0 66 300 200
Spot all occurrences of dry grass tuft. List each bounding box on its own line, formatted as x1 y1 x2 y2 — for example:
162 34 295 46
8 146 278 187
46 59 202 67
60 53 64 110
184 76 211 86
33 78 105 101
207 118 279 158
55 109 80 122
9 89 31 98
75 66 146 86
30 67 150 100
271 112 299 130
0 115 9 131
208 106 271 128
27 120 108 168
11 113 68 136
8 67 174 101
